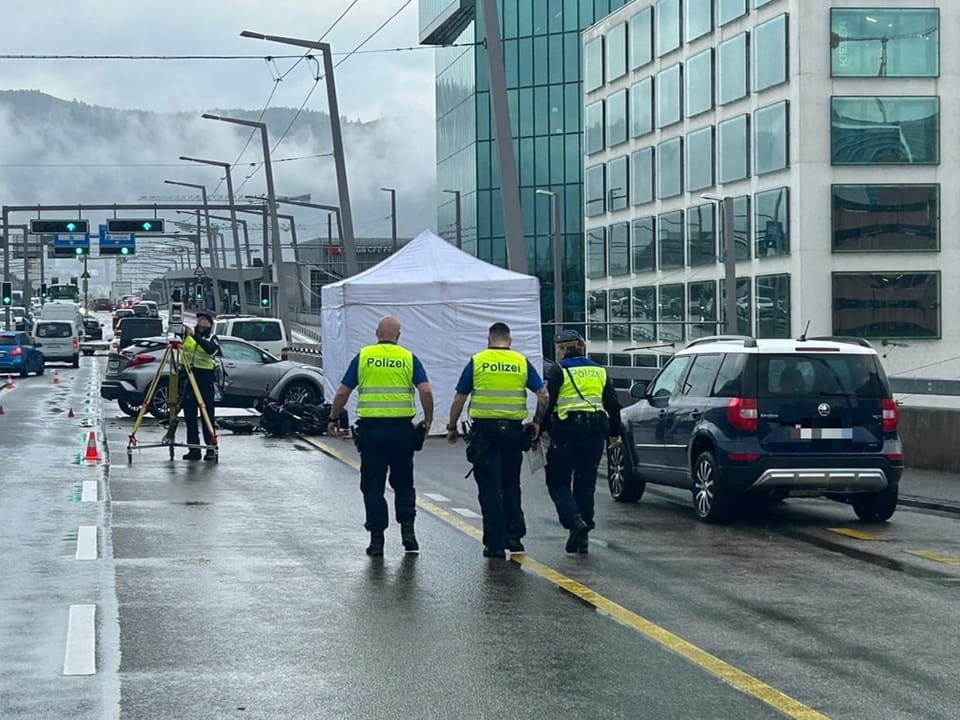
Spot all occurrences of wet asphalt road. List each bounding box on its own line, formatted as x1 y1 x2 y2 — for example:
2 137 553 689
3 353 960 719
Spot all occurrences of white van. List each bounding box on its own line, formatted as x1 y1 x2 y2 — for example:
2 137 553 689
40 301 85 332
213 316 290 359
34 320 81 367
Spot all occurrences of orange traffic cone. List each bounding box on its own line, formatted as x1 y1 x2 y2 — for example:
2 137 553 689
3 375 12 389
83 431 102 463
67 407 75 418
52 371 61 385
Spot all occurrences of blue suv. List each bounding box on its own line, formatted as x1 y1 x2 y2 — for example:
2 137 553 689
0 331 45 377
607 336 903 523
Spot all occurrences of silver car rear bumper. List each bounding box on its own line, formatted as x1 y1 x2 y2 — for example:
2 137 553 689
749 468 888 492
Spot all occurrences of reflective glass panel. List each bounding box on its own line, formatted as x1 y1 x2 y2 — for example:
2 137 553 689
832 272 940 339
831 9 939 78
586 164 606 217
630 7 653 69
657 137 683 198
686 125 714 192
658 209 684 269
719 277 751 335
658 283 685 341
754 187 789 257
588 288 608 340
607 22 627 82
755 274 791 338
631 147 655 205
717 32 749 105
610 290 631 342
754 100 789 175
630 78 654 137
688 280 718 339
753 14 788 91
832 184 938 252
608 155 629 211
656 0 682 57
686 48 714 118
717 0 747 26
584 36 604 92
687 203 716 266
686 0 713 43
632 286 656 341
656 63 682 128
632 216 656 272
718 114 749 183
831 96 939 165
606 89 628 147
587 227 607 279
754 0 777 6
609 222 630 276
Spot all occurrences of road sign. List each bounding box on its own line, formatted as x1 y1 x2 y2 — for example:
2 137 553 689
31 219 90 235
52 233 91 257
98 225 136 256
81 271 91 280
193 265 206 277
106 218 165 234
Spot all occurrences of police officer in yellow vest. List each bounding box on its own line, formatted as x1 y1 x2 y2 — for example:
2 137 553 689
446 322 549 559
328 316 434 556
179 310 222 461
542 329 621 553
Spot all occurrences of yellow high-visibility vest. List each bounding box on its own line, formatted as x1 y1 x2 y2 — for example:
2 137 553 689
469 348 528 420
183 334 217 370
357 343 415 418
556 364 607 420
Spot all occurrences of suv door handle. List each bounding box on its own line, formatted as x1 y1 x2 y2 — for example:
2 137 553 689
691 410 702 420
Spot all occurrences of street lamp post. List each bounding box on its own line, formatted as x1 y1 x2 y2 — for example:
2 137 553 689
165 179 220 313
441 189 462 250
702 194 738 335
202 113 288 326
381 187 398 252
536 189 563 328
179 155 248 314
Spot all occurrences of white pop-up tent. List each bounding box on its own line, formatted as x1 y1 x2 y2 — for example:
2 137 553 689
320 230 543 434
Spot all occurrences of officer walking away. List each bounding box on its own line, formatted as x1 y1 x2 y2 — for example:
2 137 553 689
542 329 621 553
179 310 222 461
327 316 434 557
446 322 548 559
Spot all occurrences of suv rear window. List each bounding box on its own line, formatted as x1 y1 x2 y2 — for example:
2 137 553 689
37 322 73 338
230 321 282 342
759 354 889 398
0 336 17 346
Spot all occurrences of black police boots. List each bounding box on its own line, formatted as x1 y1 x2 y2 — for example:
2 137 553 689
483 547 507 559
506 538 525 553
366 531 385 557
182 450 201 461
565 518 589 554
400 522 419 553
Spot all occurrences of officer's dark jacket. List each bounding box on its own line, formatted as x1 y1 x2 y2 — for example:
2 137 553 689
544 355 622 436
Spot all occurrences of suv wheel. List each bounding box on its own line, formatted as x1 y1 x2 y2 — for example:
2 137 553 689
852 485 898 522
607 438 645 502
692 451 730 523
281 380 320 406
148 381 170 420
118 399 142 418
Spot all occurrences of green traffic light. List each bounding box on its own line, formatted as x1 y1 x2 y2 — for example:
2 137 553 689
121 247 130 255
66 222 77 232
142 222 153 231
260 299 269 306
75 247 84 255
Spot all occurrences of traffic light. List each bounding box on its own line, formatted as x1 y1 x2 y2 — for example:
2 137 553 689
1 282 11 306
195 285 203 300
259 283 271 308
30 219 90 235
99 241 136 256
106 218 165 234
40 283 47 298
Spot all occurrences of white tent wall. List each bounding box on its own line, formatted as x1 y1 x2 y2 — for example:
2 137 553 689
320 231 543 435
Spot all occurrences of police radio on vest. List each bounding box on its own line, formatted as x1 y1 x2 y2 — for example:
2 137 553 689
366 357 409 368
480 361 522 373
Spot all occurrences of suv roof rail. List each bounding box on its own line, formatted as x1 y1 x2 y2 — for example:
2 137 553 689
805 335 873 349
685 335 758 349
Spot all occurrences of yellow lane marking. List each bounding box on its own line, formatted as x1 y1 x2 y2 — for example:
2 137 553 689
906 550 960 567
826 528 882 541
302 435 830 720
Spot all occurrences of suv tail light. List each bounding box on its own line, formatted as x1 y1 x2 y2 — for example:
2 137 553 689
727 397 758 432
72 337 79 350
882 398 899 433
9 347 23 356
126 353 156 368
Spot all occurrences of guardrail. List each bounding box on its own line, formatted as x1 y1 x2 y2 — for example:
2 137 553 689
290 322 322 344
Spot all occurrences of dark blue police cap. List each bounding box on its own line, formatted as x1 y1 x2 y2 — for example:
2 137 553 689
555 328 584 343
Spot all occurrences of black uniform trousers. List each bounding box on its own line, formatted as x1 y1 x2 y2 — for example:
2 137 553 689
180 367 217 447
545 413 607 529
356 417 417 532
469 419 526 551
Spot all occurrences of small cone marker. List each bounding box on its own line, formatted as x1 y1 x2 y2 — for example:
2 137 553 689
83 431 102 463
3 375 13 389
52 371 61 385
67 408 75 418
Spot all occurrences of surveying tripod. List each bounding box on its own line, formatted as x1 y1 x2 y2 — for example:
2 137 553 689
126 338 219 464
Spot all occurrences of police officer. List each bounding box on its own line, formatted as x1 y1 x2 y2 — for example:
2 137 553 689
446 322 548 559
327 316 434 556
542 329 621 553
179 310 222 461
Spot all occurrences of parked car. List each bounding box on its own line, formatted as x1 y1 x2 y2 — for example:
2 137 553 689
0 331 45 377
213 315 290 359
100 335 324 418
92 297 114 312
133 301 159 318
112 308 135 332
33 320 81 368
114 317 164 351
606 335 903 523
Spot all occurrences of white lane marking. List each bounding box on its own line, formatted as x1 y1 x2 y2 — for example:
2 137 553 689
75 526 98 560
423 493 451 502
63 604 96 675
452 507 481 519
81 481 98 502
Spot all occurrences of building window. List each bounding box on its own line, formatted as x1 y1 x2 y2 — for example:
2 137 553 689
586 164 605 217
720 277 752 335
721 195 751 261
586 227 607 279
656 0 682 57
657 137 683 199
630 77 654 138
754 0 777 6
631 147 655 205
588 289 608 340
609 352 632 384
608 155 629 211
658 209 684 270
584 36 603 92
687 203 716 267
832 184 939 252
659 283 685 342
831 9 939 78
585 100 604 154
609 222 630 276
688 280 718 339
718 114 749 183
656 63 682 129
832 272 940 339
756 274 790 338
610 299 631 345
717 32 749 105
632 216 656 273
753 14 788 92
686 125 715 192
607 22 628 82
685 48 714 118
630 7 654 70
717 0 747 27
686 0 713 43
754 100 789 175
754 187 789 257
632 286 656 341
831 96 939 165
606 89 628 147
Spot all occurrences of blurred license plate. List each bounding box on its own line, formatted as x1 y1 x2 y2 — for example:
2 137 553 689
795 428 852 440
